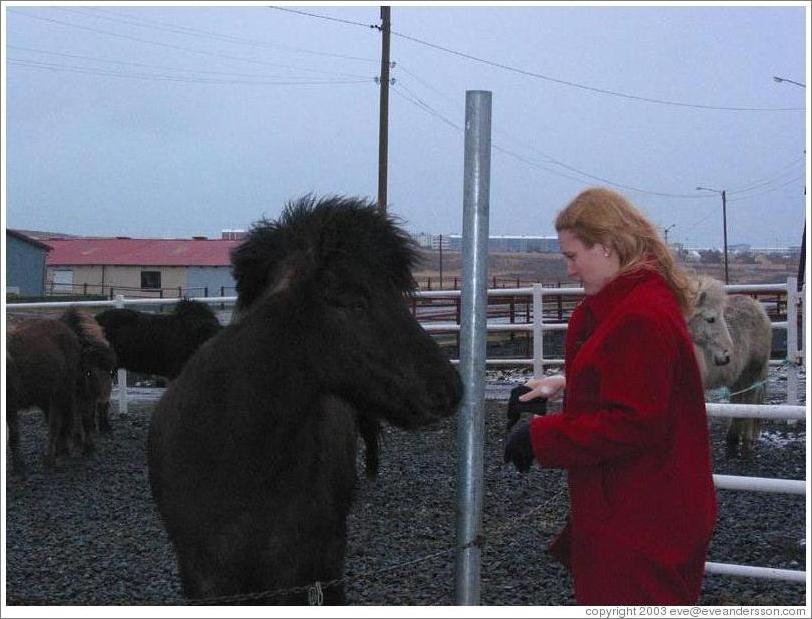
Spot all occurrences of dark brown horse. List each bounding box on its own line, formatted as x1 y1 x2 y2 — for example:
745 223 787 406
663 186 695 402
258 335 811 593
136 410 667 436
95 299 222 380
6 308 116 475
148 195 463 604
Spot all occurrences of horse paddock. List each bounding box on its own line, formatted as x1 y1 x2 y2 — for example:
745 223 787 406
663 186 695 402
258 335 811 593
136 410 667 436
5 374 806 606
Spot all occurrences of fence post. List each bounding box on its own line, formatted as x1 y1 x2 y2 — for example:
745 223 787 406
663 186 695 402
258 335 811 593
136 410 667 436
454 89 491 606
786 277 799 406
533 284 544 378
115 294 129 417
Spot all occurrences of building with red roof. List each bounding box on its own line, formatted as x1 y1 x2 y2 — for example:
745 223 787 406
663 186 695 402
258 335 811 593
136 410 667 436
44 237 241 298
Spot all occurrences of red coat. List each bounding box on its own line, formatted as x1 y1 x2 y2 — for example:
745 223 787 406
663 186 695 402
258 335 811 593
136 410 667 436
529 268 717 605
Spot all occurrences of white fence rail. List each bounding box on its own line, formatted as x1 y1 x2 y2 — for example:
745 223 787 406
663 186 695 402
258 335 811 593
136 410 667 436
6 278 805 584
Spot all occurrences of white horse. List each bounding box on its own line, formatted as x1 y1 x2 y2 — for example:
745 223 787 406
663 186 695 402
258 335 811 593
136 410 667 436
688 276 773 457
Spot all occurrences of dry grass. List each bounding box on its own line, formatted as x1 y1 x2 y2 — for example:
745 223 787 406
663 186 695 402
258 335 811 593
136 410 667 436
413 250 801 288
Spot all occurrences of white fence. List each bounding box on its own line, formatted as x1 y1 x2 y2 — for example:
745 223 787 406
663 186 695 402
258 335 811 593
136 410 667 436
6 277 806 585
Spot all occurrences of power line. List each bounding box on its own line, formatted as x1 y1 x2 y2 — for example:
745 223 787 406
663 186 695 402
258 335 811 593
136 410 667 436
59 6 378 63
264 5 803 112
727 174 805 202
267 5 378 30
393 83 706 198
395 66 807 201
9 9 371 80
727 157 806 194
389 30 804 113
8 58 371 86
7 45 366 81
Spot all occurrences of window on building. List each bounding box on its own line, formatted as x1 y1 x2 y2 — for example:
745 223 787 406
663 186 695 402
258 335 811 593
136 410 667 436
141 271 161 289
52 270 74 293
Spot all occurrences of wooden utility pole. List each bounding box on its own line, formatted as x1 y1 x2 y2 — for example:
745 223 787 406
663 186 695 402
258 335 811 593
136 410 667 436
377 6 391 213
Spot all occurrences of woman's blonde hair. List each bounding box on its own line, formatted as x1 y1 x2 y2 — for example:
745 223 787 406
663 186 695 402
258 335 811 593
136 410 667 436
555 187 695 315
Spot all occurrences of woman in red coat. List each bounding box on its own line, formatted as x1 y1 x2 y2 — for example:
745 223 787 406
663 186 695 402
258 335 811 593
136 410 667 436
504 187 717 605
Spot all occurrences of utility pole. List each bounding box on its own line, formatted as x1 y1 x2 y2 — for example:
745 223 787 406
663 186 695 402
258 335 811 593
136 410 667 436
696 186 729 284
721 189 729 284
439 233 444 289
377 6 391 213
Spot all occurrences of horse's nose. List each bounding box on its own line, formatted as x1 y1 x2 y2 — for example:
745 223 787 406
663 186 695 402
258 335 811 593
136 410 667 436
714 351 731 366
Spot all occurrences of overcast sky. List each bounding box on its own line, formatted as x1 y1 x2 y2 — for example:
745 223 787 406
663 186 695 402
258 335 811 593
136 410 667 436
3 2 808 249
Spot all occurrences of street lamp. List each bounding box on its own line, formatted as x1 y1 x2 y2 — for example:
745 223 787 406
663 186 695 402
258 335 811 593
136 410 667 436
773 76 806 291
696 186 729 284
773 75 806 88
663 224 676 245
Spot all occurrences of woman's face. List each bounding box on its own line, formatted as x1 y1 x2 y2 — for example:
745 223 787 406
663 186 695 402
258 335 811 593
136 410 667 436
559 229 621 295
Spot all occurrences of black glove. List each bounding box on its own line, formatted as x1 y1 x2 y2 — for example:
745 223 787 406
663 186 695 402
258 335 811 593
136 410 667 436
504 420 535 473
506 384 547 432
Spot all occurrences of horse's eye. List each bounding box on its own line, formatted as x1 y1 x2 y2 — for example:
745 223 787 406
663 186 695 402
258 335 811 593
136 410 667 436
86 370 92 377
706 317 715 323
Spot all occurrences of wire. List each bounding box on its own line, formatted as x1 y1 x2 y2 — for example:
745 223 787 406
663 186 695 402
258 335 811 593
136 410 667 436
394 74 708 199
267 5 378 30
727 156 806 195
8 58 372 86
390 30 805 113
9 9 371 80
7 45 363 81
58 6 378 63
727 174 806 202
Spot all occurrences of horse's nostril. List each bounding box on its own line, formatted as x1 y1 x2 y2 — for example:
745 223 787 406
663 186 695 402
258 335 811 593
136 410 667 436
715 354 731 366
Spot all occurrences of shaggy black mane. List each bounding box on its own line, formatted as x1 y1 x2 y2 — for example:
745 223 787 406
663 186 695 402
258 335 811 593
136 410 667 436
231 195 419 314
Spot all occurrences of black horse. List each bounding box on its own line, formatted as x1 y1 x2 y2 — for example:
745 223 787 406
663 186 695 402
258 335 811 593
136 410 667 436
7 308 116 475
147 195 463 604
95 299 222 380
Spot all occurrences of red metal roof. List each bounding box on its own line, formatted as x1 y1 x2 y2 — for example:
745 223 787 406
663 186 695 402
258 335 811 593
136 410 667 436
45 238 240 267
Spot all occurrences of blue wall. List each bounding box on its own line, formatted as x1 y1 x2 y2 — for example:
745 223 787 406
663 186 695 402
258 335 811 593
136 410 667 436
7 233 48 296
186 266 236 297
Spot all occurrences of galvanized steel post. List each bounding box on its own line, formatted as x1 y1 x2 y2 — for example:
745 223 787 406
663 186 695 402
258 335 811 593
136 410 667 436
454 90 492 605
786 276 799 406
115 294 128 416
532 283 544 378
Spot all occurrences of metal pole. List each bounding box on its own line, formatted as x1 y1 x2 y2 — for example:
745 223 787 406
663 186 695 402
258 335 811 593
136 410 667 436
454 90 492 606
439 233 444 289
532 283 544 377
722 190 729 284
786 276 799 406
115 294 128 416
377 6 391 213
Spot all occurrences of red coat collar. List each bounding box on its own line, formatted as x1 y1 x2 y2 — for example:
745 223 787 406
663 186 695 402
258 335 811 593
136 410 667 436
581 267 663 324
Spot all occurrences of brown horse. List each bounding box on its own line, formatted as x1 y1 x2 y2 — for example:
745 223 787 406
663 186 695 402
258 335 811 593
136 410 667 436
6 308 116 475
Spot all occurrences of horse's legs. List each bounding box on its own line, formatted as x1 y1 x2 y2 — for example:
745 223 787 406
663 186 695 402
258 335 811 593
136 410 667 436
7 408 27 477
97 400 112 434
45 402 63 467
80 398 97 456
727 363 768 458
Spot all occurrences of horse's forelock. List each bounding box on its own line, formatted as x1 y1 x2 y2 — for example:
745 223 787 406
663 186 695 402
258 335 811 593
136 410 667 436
299 197 418 293
233 196 418 313
694 276 727 311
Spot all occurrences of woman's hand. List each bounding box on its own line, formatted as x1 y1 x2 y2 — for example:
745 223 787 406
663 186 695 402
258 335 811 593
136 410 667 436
519 374 566 402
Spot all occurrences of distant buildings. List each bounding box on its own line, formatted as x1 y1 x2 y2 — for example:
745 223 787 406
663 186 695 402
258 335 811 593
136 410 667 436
413 233 559 253
43 237 240 298
6 229 51 296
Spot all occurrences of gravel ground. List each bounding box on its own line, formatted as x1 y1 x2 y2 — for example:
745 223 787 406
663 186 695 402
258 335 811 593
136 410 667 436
5 369 807 607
